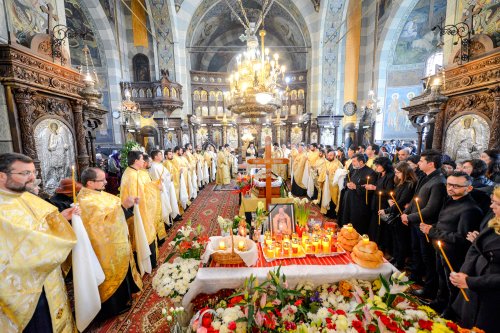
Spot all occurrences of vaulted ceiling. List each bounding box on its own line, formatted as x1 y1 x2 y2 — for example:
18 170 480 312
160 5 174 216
187 0 311 72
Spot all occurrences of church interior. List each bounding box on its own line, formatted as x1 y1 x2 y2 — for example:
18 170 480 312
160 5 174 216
0 0 499 332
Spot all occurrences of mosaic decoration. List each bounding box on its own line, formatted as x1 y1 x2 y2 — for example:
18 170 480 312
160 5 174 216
151 0 176 79
7 0 55 47
382 85 420 140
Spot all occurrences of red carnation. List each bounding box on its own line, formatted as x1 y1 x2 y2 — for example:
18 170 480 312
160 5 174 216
336 309 346 315
294 299 303 307
446 321 459 332
228 321 237 330
229 296 243 306
368 324 377 332
202 316 212 328
418 319 433 330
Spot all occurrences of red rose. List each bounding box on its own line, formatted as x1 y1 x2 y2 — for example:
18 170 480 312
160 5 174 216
228 321 237 330
229 296 243 306
446 322 459 332
336 309 346 315
274 309 282 317
294 299 303 307
368 324 377 332
202 316 212 328
327 308 336 315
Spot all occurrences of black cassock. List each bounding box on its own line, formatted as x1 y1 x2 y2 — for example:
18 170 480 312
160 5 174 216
340 165 377 235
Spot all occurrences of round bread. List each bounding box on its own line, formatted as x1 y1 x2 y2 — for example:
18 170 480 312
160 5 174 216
340 228 360 240
338 242 353 252
355 240 379 253
338 234 360 246
351 252 383 269
352 246 383 262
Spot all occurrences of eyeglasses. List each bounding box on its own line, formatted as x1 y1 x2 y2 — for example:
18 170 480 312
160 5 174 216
8 170 38 177
446 183 469 189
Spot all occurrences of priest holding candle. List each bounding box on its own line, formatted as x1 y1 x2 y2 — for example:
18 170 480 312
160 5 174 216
419 171 482 318
401 150 446 300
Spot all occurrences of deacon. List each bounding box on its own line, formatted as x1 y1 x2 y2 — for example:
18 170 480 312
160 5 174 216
291 143 308 196
120 150 159 269
78 167 143 319
184 143 198 199
216 145 231 185
312 148 327 200
173 146 191 207
0 153 77 332
319 149 343 218
341 153 377 234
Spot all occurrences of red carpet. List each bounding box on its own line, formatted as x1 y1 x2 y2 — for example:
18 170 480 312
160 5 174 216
89 182 334 333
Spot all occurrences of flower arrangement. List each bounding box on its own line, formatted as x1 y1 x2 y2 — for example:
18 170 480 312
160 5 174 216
255 201 267 230
234 174 253 196
165 221 209 262
152 258 200 303
288 193 313 228
189 268 483 333
217 216 233 236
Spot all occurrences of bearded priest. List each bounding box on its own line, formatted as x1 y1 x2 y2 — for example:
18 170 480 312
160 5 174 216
78 167 143 319
0 153 77 333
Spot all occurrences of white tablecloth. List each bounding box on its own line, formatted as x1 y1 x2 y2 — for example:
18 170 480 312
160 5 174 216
183 262 396 307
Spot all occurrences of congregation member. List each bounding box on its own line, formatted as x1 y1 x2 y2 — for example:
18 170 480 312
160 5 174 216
379 161 417 270
419 171 482 318
49 178 82 213
78 167 142 319
365 144 379 169
341 153 377 234
480 149 500 183
451 186 500 333
401 150 447 299
441 160 457 177
397 147 411 162
462 159 495 189
336 147 347 166
120 151 159 270
0 153 77 332
366 157 395 250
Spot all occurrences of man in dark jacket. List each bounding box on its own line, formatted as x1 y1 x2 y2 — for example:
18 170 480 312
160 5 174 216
401 150 447 299
420 171 482 317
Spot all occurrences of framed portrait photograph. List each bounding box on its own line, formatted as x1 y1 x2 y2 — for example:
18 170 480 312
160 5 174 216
267 203 295 236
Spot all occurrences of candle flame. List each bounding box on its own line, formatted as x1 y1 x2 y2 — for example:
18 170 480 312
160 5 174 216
415 197 419 202
379 191 382 195
437 240 442 247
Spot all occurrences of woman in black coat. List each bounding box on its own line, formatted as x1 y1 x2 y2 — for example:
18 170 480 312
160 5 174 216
367 157 395 251
379 161 417 270
451 186 500 332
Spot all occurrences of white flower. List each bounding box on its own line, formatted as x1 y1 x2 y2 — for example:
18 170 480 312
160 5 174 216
316 307 329 320
161 308 167 315
212 321 222 330
166 315 172 321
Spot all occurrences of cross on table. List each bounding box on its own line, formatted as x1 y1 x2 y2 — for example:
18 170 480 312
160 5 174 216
247 136 289 208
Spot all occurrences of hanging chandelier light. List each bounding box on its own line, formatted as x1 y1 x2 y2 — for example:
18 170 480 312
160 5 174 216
225 0 286 119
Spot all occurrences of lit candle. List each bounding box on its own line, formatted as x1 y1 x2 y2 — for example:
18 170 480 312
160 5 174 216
71 165 76 204
291 239 299 254
265 235 273 247
415 198 430 243
219 240 226 250
437 241 469 302
304 239 312 253
378 191 382 225
347 171 351 183
267 242 275 258
312 235 320 254
346 223 353 233
322 236 330 253
283 240 291 256
366 176 370 205
302 233 310 246
238 240 245 251
362 234 370 243
389 191 403 215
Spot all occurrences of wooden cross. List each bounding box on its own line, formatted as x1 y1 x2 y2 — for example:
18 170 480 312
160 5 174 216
247 136 289 208
41 4 59 33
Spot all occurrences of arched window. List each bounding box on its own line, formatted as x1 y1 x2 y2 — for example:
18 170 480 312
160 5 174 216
425 51 443 77
132 54 150 82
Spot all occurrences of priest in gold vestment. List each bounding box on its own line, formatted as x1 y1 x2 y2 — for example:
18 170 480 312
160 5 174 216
78 167 142 319
319 149 343 218
272 142 287 180
216 145 231 185
291 144 307 196
120 151 158 269
164 148 185 218
0 153 77 333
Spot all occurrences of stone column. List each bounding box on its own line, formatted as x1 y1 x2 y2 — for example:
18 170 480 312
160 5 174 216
13 87 40 170
158 124 165 149
430 104 446 151
71 99 90 173
488 85 500 150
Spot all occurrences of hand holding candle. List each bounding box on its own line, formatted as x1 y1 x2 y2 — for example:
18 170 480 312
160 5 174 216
378 191 382 225
438 241 469 302
414 198 430 242
389 191 403 215
365 176 370 204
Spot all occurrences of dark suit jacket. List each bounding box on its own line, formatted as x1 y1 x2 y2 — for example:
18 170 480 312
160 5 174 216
428 194 482 268
453 227 500 332
404 169 447 226
384 181 415 216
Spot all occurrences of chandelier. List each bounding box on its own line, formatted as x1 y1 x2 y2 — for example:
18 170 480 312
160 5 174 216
225 1 286 119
